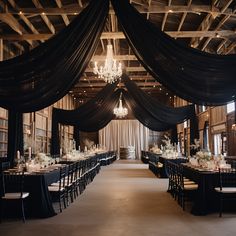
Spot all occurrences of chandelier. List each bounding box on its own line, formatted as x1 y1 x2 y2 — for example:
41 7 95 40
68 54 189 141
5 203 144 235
114 93 128 118
93 44 122 83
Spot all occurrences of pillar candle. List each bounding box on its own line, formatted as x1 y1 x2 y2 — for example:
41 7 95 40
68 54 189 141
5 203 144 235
17 150 20 160
29 147 32 159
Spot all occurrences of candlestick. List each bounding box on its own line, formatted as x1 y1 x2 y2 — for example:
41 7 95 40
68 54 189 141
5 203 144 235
60 148 62 156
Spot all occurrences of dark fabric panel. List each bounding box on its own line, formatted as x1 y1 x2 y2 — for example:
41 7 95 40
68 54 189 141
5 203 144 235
0 0 109 112
73 125 80 150
123 74 196 125
7 110 24 167
171 126 178 144
51 83 119 155
123 75 199 142
111 0 236 105
122 90 172 131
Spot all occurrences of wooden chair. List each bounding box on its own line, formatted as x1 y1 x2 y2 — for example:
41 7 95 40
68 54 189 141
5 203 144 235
1 170 30 222
215 167 236 217
48 166 67 213
176 164 198 210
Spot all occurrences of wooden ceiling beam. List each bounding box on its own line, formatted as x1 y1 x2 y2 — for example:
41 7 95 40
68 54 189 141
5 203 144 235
32 0 55 34
1 30 235 41
74 82 160 88
3 5 236 16
8 0 42 44
177 0 192 32
55 0 70 26
161 0 172 31
200 0 234 51
85 66 146 73
0 2 33 47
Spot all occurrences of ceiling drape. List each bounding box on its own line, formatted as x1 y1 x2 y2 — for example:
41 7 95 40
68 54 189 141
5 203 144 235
111 0 236 106
51 83 119 155
2 0 109 164
0 0 109 112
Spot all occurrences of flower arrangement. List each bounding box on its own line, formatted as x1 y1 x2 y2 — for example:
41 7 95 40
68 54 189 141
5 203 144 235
195 150 212 162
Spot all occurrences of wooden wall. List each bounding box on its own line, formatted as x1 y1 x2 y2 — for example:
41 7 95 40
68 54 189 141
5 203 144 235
0 95 75 157
175 96 234 156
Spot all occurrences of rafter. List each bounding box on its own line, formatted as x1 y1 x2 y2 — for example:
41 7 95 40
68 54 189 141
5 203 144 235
190 0 218 48
32 0 55 34
161 0 171 31
7 0 42 44
177 0 192 32
1 30 235 41
55 0 70 26
3 5 236 16
200 0 234 51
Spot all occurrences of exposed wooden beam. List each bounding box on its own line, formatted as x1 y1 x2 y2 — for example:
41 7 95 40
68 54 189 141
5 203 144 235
1 30 235 41
32 0 55 34
85 66 146 73
177 0 192 32
190 0 218 48
75 81 160 88
2 5 236 16
200 0 234 51
161 0 171 31
8 0 42 44
55 0 70 26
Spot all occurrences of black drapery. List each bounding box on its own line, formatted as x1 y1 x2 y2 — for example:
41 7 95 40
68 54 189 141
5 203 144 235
7 110 24 166
51 82 119 155
0 0 109 112
122 75 199 143
111 0 236 106
1 0 109 163
73 125 80 151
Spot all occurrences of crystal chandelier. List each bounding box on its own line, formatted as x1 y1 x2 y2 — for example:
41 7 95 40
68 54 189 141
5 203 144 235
114 93 128 118
93 44 122 83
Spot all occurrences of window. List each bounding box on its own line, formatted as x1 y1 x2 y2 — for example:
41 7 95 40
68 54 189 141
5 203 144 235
183 121 187 128
227 102 235 114
213 134 222 156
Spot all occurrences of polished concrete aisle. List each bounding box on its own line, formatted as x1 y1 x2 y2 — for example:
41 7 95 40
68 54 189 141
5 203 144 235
0 160 236 236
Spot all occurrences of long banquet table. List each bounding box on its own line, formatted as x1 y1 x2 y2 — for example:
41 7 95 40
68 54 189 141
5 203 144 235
182 163 236 215
144 151 187 178
3 151 113 219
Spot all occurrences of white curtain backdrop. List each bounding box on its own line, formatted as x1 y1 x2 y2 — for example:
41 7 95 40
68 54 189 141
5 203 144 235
99 120 149 159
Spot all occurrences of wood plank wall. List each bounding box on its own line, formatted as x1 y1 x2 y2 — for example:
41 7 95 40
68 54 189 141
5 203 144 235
175 96 235 156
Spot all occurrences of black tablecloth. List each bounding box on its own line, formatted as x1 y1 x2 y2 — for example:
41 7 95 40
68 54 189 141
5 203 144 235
182 164 236 215
24 169 60 218
4 169 60 219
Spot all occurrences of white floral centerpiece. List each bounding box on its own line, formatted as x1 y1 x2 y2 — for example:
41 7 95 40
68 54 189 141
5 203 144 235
150 144 162 154
161 135 178 158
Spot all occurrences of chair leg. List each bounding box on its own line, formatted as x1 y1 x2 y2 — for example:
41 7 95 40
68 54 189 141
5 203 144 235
21 199 26 223
0 200 4 223
59 197 62 213
219 195 223 217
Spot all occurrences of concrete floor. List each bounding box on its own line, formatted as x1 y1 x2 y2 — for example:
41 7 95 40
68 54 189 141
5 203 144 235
0 160 236 236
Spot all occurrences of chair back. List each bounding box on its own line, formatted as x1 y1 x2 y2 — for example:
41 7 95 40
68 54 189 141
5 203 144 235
3 171 25 197
219 167 236 190
59 166 66 190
